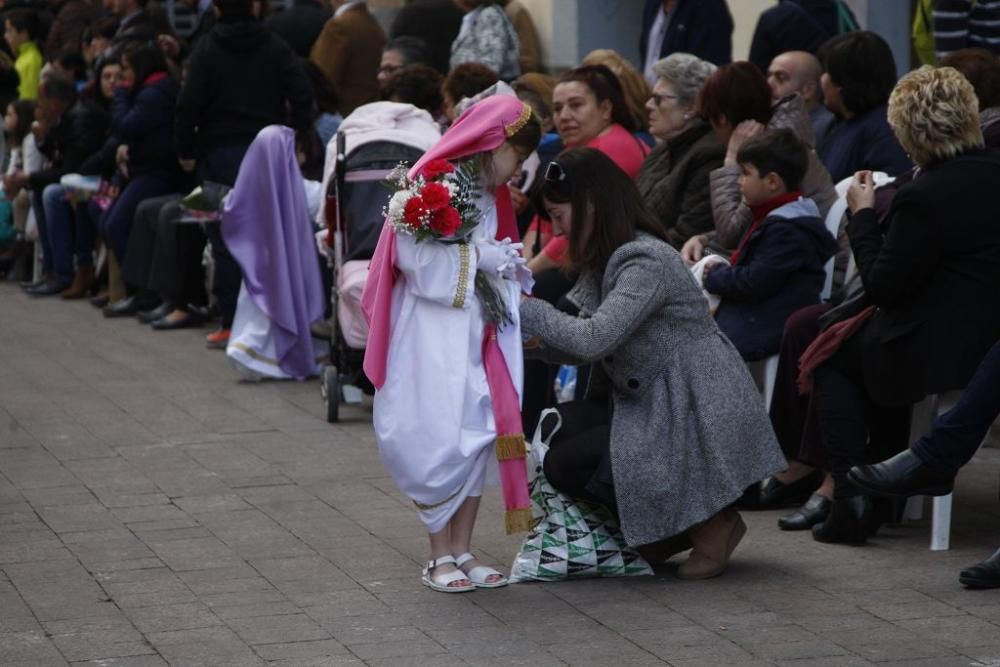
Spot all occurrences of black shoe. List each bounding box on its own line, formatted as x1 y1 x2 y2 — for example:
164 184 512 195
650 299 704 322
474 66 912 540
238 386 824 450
778 493 832 531
760 470 822 509
960 548 1000 589
90 293 109 308
811 495 873 545
138 302 172 324
26 278 72 297
103 296 138 318
151 311 202 330
848 449 955 498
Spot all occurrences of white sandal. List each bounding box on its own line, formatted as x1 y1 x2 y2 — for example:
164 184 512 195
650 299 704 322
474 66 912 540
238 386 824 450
421 555 474 593
455 552 508 589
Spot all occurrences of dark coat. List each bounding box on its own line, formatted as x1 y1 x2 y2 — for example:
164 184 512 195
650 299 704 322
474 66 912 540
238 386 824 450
849 149 1000 405
640 0 733 66
390 0 466 74
706 198 838 361
45 0 95 58
112 75 180 180
635 119 724 249
265 0 330 58
822 103 912 183
747 0 858 72
175 20 314 160
28 97 109 191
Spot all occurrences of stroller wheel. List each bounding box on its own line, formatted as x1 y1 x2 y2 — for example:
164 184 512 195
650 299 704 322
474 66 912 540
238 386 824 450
323 365 340 423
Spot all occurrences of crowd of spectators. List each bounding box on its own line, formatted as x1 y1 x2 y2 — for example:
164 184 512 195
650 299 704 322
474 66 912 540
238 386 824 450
0 0 997 588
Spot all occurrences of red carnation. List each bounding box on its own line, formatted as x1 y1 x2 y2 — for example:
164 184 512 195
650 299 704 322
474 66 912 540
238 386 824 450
429 206 462 237
422 159 455 180
402 196 428 229
420 182 451 211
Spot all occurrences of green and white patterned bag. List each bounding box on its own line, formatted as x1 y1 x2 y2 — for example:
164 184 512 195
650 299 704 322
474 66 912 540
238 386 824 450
509 409 653 582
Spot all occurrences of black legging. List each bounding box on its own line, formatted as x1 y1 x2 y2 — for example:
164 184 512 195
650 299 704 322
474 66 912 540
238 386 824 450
543 399 615 508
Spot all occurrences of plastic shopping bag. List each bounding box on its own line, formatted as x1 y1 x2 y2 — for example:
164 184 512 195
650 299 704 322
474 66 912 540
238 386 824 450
509 409 653 582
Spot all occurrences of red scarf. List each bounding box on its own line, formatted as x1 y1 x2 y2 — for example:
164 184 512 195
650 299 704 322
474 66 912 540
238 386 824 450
729 190 802 265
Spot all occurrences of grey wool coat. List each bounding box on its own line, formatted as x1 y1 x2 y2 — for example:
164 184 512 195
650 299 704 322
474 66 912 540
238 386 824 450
519 233 785 546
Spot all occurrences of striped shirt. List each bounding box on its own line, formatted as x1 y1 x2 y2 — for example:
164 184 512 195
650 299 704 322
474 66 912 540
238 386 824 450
934 0 1000 57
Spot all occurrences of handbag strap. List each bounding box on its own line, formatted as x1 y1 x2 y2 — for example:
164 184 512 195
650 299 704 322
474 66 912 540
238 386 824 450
530 408 563 453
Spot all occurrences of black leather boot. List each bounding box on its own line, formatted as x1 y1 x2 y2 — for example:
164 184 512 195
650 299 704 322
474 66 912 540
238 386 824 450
811 495 873 545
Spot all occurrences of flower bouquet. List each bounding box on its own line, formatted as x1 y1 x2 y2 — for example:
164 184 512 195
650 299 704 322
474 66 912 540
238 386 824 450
383 159 513 326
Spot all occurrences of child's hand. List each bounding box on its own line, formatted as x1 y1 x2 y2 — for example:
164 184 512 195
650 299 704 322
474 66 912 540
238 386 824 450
681 234 706 266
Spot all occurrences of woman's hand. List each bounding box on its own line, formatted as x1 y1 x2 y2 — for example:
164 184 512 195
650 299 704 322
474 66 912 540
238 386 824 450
847 170 876 214
681 234 706 266
509 185 529 215
724 120 766 165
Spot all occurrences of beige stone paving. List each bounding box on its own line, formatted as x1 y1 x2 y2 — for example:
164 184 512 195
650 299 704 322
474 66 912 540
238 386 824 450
1 285 1000 666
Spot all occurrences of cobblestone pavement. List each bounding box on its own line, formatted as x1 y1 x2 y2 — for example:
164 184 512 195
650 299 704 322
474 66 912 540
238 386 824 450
1 284 1000 667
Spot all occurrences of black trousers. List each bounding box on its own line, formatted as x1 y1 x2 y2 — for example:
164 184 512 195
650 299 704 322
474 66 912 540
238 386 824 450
543 399 615 508
813 325 912 497
149 199 207 308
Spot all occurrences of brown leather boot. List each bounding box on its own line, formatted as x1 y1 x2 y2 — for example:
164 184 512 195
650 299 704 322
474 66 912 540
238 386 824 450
60 265 96 299
107 255 126 303
676 509 746 580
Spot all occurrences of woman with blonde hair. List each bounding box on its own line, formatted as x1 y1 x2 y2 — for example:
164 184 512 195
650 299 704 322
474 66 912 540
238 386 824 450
583 49 653 133
808 65 1000 545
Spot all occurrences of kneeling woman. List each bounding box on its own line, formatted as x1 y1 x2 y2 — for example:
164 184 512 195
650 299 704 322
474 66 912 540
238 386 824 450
519 148 785 579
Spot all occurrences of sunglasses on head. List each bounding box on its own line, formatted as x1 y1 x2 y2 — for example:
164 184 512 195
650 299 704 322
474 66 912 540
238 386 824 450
544 161 567 183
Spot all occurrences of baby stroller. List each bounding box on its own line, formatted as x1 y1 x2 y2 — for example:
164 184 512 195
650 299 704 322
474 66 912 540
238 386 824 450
318 102 441 422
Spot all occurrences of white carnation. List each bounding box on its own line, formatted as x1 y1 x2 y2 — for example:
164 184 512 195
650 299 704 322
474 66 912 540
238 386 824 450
387 190 410 219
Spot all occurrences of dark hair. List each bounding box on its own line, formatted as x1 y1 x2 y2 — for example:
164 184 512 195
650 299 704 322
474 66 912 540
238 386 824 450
556 64 636 133
83 17 119 45
384 36 428 67
383 63 443 114
303 60 339 115
818 31 897 115
698 61 772 130
214 0 254 22
7 99 35 143
512 82 551 125
39 74 77 105
939 48 1000 111
5 9 41 41
122 41 168 96
536 147 669 273
736 128 809 191
442 62 499 105
56 49 87 81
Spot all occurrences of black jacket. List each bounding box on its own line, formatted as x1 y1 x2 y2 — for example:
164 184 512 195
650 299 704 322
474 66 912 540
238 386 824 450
850 149 1000 405
748 0 859 72
112 74 180 179
390 0 465 74
29 97 109 191
265 0 330 59
640 0 733 67
175 20 314 160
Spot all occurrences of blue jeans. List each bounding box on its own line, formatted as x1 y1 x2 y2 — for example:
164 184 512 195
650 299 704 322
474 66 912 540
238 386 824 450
42 184 97 283
912 341 1000 474
99 173 177 264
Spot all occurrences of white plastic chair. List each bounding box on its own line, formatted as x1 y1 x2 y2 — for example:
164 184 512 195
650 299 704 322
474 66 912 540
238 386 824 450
905 391 965 551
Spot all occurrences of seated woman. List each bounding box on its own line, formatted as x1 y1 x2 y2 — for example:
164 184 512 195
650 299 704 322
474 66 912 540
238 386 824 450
637 52 724 249
680 61 837 263
524 64 650 275
817 31 912 183
100 42 182 316
519 147 785 580
810 65 1000 545
704 128 837 361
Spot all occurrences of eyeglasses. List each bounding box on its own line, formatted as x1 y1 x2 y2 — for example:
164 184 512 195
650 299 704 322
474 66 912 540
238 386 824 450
651 93 679 106
377 65 401 76
544 161 566 183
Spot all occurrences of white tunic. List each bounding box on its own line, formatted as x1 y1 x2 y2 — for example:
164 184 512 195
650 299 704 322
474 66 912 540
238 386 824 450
373 193 524 533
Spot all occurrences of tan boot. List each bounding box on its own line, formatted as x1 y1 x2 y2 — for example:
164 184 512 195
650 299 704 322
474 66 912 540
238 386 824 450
676 509 746 580
60 265 96 299
107 255 126 303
